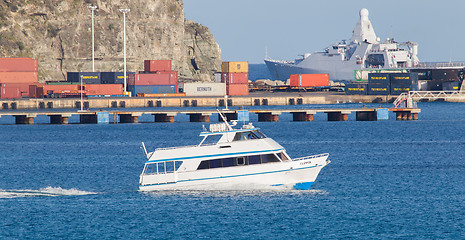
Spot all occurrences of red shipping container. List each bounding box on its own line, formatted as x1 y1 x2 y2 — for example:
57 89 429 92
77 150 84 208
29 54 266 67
129 72 177 86
0 72 38 83
1 83 31 99
85 84 123 95
29 83 45 98
0 58 38 72
289 74 329 87
221 72 249 85
144 60 172 72
43 84 80 95
227 84 249 96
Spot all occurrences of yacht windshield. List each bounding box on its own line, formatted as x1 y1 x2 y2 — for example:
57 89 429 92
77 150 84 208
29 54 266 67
233 130 266 141
200 134 222 146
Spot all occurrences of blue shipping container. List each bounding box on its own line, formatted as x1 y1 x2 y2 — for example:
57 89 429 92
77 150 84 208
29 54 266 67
377 108 389 120
390 73 418 85
368 84 390 95
368 73 390 85
97 112 109 124
128 85 176 96
67 72 101 84
101 72 135 84
345 83 367 95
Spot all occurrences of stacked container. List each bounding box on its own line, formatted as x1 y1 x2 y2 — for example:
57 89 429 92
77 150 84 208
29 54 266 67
289 74 329 87
367 73 390 95
0 58 39 99
101 72 135 84
390 73 418 95
67 72 101 84
345 83 368 95
222 61 249 96
128 60 178 96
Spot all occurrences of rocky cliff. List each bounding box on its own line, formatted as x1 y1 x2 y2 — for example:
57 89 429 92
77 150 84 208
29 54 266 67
0 0 221 82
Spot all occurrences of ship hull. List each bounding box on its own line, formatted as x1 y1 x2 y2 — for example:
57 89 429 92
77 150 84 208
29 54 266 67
139 155 329 191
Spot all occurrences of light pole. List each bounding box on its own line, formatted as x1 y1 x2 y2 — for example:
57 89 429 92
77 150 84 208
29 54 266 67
119 8 130 95
89 5 98 72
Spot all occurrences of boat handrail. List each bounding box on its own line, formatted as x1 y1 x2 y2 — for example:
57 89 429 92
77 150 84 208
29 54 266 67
292 153 329 161
155 143 216 151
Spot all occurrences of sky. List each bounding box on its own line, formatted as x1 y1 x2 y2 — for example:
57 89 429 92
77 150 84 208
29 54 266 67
184 0 465 64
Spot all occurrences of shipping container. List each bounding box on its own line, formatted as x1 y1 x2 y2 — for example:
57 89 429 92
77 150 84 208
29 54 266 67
180 82 226 96
222 61 249 73
390 84 417 95
289 74 329 87
128 85 176 96
128 72 178 86
0 72 38 83
0 83 31 99
226 84 249 96
431 69 461 82
442 82 460 91
101 72 135 84
67 72 101 84
0 58 38 72
368 73 390 85
345 83 367 95
390 73 418 85
85 84 124 95
221 72 249 84
214 72 222 83
29 83 45 98
144 60 172 72
367 84 390 95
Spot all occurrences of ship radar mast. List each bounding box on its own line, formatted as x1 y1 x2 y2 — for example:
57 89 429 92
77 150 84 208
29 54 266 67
350 8 379 44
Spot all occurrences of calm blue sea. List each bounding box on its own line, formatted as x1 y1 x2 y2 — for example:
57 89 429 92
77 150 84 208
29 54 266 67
1 101 465 239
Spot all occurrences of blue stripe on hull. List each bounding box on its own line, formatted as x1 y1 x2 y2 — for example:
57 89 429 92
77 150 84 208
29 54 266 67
293 182 314 190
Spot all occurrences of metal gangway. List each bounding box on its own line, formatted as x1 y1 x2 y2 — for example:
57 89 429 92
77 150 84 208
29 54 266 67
394 81 465 108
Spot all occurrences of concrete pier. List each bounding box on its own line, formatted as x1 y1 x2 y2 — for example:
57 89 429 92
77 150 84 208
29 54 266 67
188 113 210 122
119 113 141 123
80 114 97 124
291 111 315 121
0 107 421 125
154 113 176 122
356 111 377 121
326 111 350 121
14 114 36 124
257 112 280 122
49 114 72 124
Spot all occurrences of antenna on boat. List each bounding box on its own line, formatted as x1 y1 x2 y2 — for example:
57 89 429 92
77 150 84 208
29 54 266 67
216 109 233 131
140 142 149 159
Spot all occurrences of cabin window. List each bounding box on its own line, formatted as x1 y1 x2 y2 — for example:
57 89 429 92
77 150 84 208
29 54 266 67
196 153 282 170
201 134 222 146
236 157 245 165
222 158 235 167
261 154 280 163
143 161 183 175
233 130 266 142
248 155 260 165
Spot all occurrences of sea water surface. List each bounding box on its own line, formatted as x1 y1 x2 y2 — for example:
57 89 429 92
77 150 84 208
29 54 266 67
1 102 465 239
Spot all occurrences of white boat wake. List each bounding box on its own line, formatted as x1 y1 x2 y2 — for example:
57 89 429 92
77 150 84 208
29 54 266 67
0 186 99 199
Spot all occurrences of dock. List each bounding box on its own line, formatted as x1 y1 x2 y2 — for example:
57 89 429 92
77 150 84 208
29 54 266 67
0 108 420 124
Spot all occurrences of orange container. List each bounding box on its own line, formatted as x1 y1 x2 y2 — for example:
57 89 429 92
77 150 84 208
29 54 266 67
144 60 172 72
227 84 249 96
0 83 31 99
289 74 329 87
0 58 38 72
0 72 38 83
129 72 178 85
43 84 80 95
28 83 45 98
222 61 248 73
221 72 249 84
85 84 123 95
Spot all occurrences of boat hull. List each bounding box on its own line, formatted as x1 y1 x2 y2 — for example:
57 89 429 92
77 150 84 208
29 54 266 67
139 155 329 191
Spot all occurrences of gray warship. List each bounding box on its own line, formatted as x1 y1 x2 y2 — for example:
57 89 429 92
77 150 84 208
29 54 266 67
265 8 421 81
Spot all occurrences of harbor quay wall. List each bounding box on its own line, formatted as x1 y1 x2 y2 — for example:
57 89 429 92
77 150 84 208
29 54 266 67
0 94 398 110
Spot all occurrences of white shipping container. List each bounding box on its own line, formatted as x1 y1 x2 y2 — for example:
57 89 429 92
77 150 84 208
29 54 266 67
214 73 222 83
181 82 226 96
